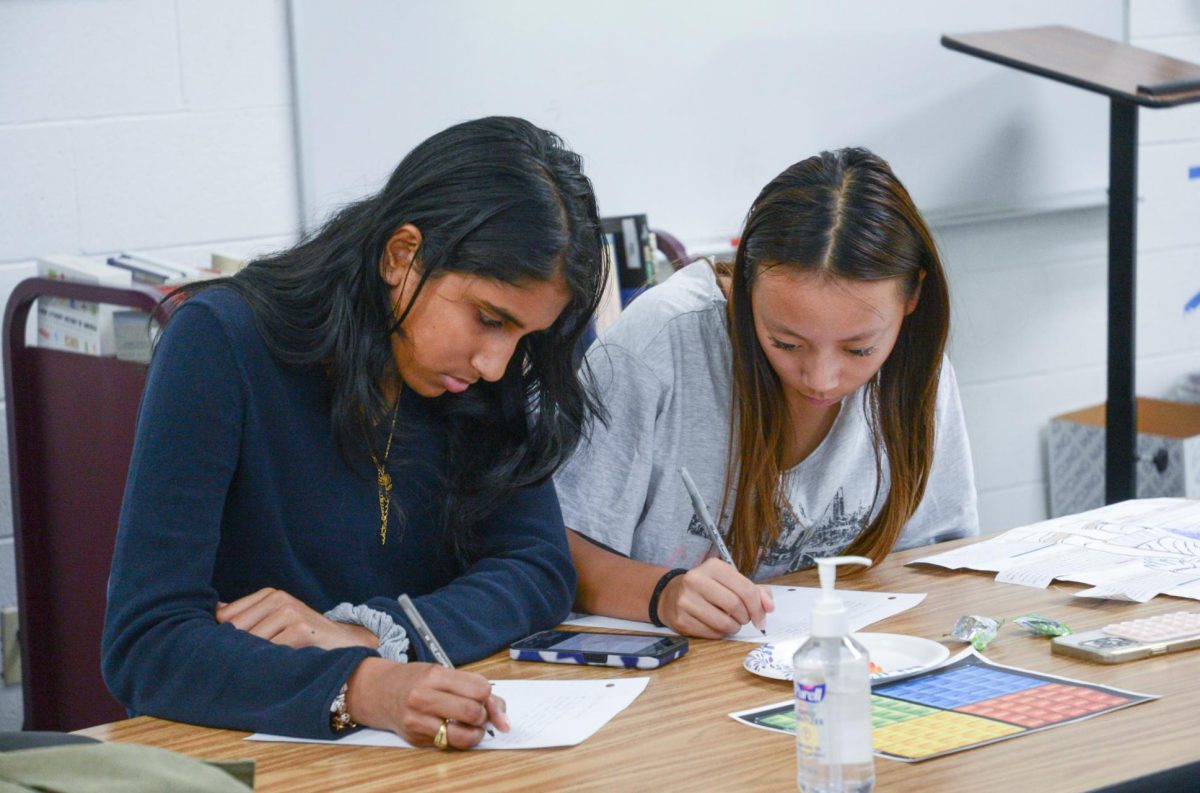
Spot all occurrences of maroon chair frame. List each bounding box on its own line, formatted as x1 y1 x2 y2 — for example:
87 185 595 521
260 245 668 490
651 228 690 271
3 278 162 731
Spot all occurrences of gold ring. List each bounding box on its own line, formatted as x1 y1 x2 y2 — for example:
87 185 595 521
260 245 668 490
433 719 450 750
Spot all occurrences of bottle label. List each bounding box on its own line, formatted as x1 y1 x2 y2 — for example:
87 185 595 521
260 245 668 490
794 681 826 703
794 680 825 755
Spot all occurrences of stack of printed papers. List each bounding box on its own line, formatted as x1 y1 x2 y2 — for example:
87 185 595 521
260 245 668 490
911 498 1200 602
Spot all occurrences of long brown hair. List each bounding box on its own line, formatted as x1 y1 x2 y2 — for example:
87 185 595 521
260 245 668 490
720 148 949 574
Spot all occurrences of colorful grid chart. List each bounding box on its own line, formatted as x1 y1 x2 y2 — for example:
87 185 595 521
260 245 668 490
732 654 1155 763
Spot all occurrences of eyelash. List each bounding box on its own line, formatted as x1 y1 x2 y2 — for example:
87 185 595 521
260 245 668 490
769 338 876 357
478 312 504 329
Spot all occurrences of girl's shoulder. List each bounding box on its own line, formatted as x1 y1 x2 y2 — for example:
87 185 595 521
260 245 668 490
169 285 254 333
934 355 962 408
596 263 728 360
160 286 273 370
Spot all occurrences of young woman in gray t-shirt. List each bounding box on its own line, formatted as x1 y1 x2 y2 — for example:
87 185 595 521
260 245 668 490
556 148 979 638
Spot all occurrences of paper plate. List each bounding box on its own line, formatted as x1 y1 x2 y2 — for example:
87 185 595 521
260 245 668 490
743 633 949 682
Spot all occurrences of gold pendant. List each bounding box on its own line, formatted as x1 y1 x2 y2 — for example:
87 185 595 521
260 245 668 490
377 466 393 545
373 389 402 546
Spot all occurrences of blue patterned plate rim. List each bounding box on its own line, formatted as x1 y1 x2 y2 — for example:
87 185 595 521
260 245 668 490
743 632 950 682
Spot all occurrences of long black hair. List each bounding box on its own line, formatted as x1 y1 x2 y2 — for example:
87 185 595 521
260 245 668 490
169 116 606 544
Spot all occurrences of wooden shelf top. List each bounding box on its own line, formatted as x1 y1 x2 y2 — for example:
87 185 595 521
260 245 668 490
943 25 1200 107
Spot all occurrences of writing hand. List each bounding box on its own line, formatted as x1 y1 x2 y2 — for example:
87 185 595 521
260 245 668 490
656 557 774 638
215 587 378 651
347 658 510 749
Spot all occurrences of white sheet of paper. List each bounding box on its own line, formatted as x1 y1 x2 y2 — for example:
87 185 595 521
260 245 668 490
994 548 1124 588
246 677 649 750
1073 564 1200 603
565 586 925 643
910 540 1053 572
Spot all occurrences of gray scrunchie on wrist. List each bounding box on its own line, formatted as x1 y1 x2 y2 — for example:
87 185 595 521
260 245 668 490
324 602 411 662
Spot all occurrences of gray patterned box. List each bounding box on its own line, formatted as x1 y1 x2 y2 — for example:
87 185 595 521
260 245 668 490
1048 398 1200 517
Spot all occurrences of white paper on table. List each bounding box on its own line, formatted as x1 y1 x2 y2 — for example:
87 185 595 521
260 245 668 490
246 677 649 750
1165 578 1200 599
910 540 1053 572
909 498 1200 602
994 547 1125 588
1073 563 1200 602
565 586 925 644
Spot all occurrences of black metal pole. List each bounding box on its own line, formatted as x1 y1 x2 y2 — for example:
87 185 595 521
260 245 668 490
1106 99 1138 504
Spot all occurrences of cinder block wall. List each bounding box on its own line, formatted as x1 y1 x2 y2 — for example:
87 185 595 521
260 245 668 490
0 0 299 728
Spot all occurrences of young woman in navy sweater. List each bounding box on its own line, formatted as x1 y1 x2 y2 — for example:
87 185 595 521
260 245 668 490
102 117 606 748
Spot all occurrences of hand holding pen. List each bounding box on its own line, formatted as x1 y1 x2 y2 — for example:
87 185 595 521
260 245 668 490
667 467 773 638
336 650 507 749
398 594 502 741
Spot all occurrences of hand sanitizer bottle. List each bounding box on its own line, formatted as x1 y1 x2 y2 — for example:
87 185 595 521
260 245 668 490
793 556 875 793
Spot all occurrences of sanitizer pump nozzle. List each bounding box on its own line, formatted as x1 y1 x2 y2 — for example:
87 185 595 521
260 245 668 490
810 556 872 639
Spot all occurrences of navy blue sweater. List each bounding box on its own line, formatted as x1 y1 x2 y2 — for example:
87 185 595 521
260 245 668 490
101 288 576 739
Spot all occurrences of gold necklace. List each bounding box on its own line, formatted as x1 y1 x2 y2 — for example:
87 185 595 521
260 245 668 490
370 394 401 545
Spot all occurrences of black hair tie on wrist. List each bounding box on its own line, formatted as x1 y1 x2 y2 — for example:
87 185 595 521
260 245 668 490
648 568 689 628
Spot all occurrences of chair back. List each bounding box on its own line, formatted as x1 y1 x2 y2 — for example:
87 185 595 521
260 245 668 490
3 278 160 731
651 228 690 271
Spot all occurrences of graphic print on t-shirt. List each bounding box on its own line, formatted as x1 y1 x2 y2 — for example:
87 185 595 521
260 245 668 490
685 487 871 574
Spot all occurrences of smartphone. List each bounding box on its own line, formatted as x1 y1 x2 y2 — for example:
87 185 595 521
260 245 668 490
509 629 689 669
1051 627 1200 664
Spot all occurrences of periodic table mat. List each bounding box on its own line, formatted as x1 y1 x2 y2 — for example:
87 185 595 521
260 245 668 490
730 652 1156 763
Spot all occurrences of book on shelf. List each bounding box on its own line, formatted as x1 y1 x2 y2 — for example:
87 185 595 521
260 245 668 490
594 240 623 336
601 214 655 307
106 251 218 285
36 254 132 356
37 299 109 356
111 309 156 363
210 251 249 275
35 252 209 360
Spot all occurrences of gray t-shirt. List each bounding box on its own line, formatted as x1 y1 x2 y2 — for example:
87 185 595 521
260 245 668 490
555 262 979 581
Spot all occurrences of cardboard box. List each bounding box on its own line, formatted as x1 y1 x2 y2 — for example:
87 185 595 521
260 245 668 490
1048 398 1200 517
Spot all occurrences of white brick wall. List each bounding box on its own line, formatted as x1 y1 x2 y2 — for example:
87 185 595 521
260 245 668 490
0 0 299 729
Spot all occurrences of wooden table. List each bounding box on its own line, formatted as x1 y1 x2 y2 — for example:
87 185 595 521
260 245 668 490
80 539 1200 792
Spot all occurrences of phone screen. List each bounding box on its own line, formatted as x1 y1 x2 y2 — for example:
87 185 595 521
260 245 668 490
549 633 662 654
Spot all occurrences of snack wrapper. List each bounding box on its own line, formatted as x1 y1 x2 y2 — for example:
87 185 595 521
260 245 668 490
1013 613 1072 637
951 615 1001 651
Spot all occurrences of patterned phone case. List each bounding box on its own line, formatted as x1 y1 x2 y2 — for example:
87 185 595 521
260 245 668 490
509 644 689 669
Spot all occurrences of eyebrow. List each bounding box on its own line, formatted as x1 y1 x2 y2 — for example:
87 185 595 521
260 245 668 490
767 323 880 344
480 300 526 330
